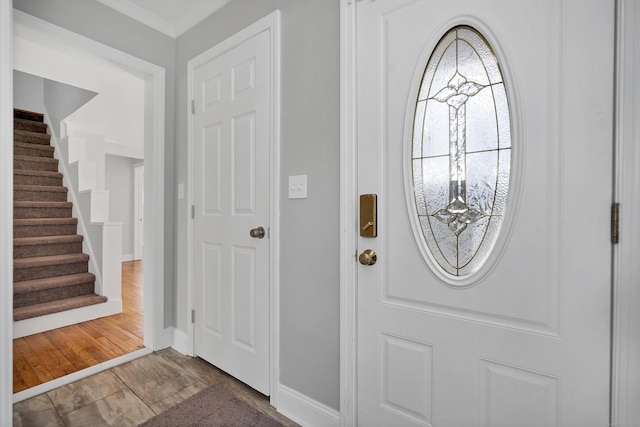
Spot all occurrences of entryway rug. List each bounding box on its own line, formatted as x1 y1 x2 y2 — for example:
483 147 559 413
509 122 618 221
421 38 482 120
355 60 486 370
139 383 287 427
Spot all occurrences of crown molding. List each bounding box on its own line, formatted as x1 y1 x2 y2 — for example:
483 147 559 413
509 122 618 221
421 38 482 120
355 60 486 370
96 0 232 38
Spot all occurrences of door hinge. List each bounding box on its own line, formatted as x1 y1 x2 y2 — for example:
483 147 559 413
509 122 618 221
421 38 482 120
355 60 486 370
191 100 195 114
191 205 195 219
191 309 195 323
611 202 620 244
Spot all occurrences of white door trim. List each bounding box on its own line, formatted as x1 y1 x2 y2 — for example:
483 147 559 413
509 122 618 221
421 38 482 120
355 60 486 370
339 1 640 426
6 7 166 395
339 1 358 425
0 0 14 423
611 0 640 424
186 10 281 403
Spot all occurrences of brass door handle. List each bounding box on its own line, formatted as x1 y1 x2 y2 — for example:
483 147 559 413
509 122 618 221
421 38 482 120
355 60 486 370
359 249 377 266
250 227 265 239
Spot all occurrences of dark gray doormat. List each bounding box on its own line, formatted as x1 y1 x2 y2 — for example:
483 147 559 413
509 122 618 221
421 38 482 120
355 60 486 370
139 383 287 427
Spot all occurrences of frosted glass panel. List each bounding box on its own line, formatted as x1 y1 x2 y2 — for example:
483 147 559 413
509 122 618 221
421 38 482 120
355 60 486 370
411 26 512 279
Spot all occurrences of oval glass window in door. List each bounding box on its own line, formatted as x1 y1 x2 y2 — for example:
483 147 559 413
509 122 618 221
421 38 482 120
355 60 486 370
412 26 511 278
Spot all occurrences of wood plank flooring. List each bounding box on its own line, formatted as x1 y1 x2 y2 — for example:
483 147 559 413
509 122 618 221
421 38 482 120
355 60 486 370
13 260 144 393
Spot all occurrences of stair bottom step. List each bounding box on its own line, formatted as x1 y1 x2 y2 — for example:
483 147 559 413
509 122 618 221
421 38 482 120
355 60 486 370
13 294 108 321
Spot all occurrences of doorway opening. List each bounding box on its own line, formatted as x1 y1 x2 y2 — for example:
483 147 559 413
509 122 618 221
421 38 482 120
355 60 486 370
10 10 165 403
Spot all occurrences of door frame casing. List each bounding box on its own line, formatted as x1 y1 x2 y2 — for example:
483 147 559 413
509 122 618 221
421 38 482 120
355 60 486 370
339 0 640 425
186 10 281 403
6 7 166 403
11 9 166 352
611 0 640 424
0 0 14 423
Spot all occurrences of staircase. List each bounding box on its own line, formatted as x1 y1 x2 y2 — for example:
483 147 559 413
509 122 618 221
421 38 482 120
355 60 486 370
13 108 108 321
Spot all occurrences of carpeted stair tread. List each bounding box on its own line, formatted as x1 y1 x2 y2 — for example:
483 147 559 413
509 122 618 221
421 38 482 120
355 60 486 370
14 272 96 308
14 141 55 158
14 272 96 294
14 169 63 179
14 118 47 134
13 294 108 321
14 154 58 168
14 184 68 202
15 184 67 192
14 233 83 259
14 217 78 238
14 200 73 219
14 234 83 247
14 170 63 186
14 108 44 122
13 253 89 282
14 253 89 269
14 201 72 208
14 217 77 226
14 129 51 146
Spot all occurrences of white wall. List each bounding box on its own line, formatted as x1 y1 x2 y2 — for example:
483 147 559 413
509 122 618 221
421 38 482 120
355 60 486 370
13 70 44 112
105 154 139 259
13 31 145 150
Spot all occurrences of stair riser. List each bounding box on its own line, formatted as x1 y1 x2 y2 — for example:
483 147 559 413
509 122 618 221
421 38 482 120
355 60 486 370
14 145 54 158
14 119 47 134
14 262 88 282
14 174 62 186
14 133 51 146
14 242 83 259
14 206 72 219
14 190 67 202
14 158 59 172
14 283 95 308
14 224 77 238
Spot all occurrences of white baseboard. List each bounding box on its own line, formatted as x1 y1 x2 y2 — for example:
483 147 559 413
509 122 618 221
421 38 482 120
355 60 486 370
122 253 135 262
12 347 152 404
13 299 122 338
171 327 191 355
277 384 340 427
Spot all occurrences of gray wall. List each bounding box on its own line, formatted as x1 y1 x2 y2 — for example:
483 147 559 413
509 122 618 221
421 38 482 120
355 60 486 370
14 0 177 327
175 0 340 410
105 155 137 258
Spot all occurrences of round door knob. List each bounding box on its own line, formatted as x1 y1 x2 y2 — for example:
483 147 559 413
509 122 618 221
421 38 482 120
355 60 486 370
250 226 265 239
359 249 377 266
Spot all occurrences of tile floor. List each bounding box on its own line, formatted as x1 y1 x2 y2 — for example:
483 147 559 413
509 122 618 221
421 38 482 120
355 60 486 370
13 348 299 427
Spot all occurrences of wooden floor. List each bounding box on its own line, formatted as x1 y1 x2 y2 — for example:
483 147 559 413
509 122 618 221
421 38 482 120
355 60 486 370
13 260 144 393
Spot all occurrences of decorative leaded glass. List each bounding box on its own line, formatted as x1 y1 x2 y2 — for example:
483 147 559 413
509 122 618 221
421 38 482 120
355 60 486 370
412 26 511 277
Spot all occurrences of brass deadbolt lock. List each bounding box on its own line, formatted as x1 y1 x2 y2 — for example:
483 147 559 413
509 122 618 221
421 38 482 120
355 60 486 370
359 249 377 266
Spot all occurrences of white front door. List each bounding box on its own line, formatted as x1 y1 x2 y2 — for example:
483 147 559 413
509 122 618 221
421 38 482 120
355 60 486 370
192 29 270 394
356 1 614 426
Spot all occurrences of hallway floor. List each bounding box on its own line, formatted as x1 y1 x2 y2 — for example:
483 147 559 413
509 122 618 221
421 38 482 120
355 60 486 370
13 260 144 392
13 347 299 426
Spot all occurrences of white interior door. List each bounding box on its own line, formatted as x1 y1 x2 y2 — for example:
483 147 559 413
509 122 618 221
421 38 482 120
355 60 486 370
356 1 614 426
192 29 270 395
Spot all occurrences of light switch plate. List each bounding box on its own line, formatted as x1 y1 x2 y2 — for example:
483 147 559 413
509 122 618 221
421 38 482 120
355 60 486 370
288 175 307 199
177 183 184 199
